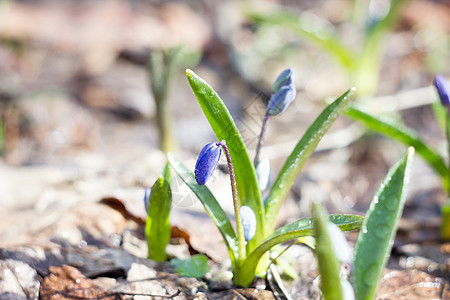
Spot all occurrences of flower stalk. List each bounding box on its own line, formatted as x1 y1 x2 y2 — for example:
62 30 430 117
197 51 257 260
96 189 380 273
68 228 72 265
219 140 246 261
254 68 296 165
194 140 247 261
254 114 269 165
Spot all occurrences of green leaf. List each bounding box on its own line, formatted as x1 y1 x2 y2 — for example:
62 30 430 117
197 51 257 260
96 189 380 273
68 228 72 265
431 101 447 136
312 202 344 300
171 254 210 278
265 88 355 233
353 147 414 300
185 69 264 251
167 153 239 269
344 105 448 190
234 214 363 287
297 236 316 249
145 163 172 262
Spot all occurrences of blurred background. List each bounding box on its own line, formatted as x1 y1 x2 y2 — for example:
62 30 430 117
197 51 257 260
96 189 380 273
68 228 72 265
0 0 449 288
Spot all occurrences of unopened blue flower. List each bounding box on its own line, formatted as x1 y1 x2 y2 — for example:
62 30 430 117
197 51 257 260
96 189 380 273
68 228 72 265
267 84 297 116
144 187 151 214
195 142 222 185
255 157 270 191
434 75 450 107
272 68 295 93
240 205 256 241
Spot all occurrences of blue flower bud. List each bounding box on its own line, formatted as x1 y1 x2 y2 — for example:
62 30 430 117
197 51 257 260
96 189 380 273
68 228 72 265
272 68 295 93
144 187 151 214
434 75 450 107
194 142 222 185
255 157 270 191
240 205 256 241
267 83 297 116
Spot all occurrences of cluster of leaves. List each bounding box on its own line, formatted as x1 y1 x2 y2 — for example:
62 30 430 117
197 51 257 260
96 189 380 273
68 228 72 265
144 66 415 300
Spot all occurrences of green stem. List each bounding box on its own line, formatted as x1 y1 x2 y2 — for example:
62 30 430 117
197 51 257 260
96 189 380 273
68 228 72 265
219 140 246 261
254 113 270 166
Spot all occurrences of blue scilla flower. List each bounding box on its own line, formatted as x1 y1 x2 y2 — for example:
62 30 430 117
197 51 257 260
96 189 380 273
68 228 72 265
195 142 222 185
267 83 297 116
434 75 450 107
240 205 256 241
272 68 295 93
144 187 151 214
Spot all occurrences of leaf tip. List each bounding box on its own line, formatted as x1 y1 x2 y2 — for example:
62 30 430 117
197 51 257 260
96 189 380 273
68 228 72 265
186 68 194 79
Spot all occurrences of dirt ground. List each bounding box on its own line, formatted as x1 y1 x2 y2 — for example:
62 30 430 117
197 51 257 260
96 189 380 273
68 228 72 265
0 0 449 299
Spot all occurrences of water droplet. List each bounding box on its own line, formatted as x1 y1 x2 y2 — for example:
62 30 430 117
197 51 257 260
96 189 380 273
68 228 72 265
386 176 392 181
362 226 368 234
373 196 379 204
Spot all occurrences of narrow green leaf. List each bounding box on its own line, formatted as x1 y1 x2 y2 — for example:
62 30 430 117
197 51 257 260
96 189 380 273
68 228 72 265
431 101 447 137
344 105 448 190
265 88 355 233
312 202 343 300
145 163 172 262
170 254 210 278
353 147 414 300
167 153 239 268
186 69 264 251
234 214 363 287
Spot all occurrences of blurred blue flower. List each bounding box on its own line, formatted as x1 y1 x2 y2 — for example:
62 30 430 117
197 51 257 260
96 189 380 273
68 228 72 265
195 142 222 185
240 205 256 241
272 68 295 93
267 84 297 116
144 187 151 214
434 75 450 107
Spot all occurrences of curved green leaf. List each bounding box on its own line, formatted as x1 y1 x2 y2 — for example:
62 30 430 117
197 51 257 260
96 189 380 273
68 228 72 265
344 105 448 190
234 214 363 287
186 69 264 251
312 202 344 300
265 88 355 233
353 147 414 300
167 153 238 269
